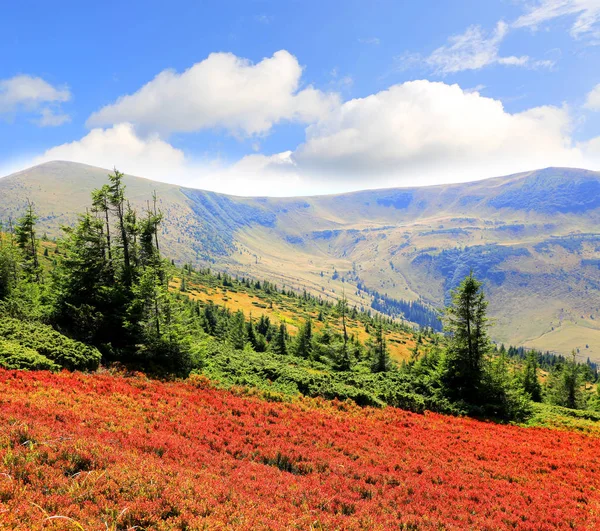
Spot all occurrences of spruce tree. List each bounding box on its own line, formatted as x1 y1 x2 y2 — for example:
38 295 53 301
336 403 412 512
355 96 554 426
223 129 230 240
521 350 542 402
270 323 288 355
228 310 246 350
0 225 18 300
14 200 40 281
441 273 489 403
293 317 313 359
546 351 583 409
371 323 390 373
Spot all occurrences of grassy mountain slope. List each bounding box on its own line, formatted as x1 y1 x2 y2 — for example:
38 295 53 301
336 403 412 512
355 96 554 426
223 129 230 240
2 161 600 358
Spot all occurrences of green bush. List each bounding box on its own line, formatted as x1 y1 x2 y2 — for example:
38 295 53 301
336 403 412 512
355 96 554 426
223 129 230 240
0 318 101 371
0 339 61 371
191 337 464 414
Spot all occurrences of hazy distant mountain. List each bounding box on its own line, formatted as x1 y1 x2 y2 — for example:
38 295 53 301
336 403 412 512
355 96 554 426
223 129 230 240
2 161 600 359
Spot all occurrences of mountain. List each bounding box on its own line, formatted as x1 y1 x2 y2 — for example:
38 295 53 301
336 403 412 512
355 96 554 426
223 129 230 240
2 161 600 359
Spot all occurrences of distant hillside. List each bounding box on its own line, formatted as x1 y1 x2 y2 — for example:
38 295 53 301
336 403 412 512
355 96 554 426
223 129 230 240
2 161 600 359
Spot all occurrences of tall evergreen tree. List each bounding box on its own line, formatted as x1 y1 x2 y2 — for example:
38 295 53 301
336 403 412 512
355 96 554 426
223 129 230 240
91 184 113 263
521 350 542 402
107 169 133 285
270 323 288 355
228 310 246 350
14 200 40 281
0 224 18 300
371 324 390 373
293 317 313 359
546 351 583 409
441 273 489 403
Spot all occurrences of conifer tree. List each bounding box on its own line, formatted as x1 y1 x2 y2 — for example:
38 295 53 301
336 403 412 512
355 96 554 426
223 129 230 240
293 317 313 359
91 185 113 262
441 273 489 403
270 323 288 355
108 169 133 285
546 351 583 409
521 351 542 402
371 323 390 372
0 223 18 300
14 200 40 281
228 310 246 350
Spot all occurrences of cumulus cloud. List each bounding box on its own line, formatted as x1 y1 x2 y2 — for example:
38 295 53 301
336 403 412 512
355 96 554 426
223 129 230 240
21 77 600 195
87 50 339 137
29 123 315 196
585 83 600 110
283 80 583 186
514 0 600 40
34 123 186 178
0 75 71 125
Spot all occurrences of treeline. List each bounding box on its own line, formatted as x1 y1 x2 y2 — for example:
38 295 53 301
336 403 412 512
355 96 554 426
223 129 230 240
503 344 598 376
356 281 442 331
188 268 418 337
0 171 190 374
2 171 600 422
499 344 600 410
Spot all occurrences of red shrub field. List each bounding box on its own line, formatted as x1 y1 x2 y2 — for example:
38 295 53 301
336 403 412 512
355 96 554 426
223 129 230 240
1 369 599 530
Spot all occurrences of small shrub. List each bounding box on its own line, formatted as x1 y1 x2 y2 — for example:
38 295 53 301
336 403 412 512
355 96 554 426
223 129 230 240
0 339 60 371
0 318 101 371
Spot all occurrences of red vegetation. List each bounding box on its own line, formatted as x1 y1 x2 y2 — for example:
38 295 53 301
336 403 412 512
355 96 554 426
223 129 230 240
1 370 599 530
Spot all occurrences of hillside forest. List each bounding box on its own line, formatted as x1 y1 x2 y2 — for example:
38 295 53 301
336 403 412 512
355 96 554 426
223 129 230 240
1 169 600 422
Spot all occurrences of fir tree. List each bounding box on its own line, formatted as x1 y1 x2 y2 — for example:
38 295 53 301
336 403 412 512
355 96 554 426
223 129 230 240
521 351 542 402
441 273 489 403
371 324 390 373
14 200 40 281
228 310 246 350
293 317 313 359
270 323 288 355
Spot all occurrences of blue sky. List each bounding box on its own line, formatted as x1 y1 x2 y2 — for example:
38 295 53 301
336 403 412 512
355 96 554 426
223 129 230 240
2 0 600 195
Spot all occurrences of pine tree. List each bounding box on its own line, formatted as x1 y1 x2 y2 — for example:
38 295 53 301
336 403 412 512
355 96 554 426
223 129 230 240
228 310 246 350
0 224 18 300
270 323 288 355
107 169 133 285
52 210 118 343
441 273 489 403
91 184 113 262
521 351 542 402
293 317 313 359
546 351 583 409
371 324 390 372
14 200 40 281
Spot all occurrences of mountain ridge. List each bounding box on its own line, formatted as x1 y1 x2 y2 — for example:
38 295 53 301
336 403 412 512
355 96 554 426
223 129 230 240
1 160 600 359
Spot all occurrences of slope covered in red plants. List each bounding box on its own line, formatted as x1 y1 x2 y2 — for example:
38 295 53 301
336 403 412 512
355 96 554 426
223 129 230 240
1 369 599 530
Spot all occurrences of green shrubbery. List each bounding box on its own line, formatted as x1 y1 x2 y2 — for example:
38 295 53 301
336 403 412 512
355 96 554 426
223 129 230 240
0 318 101 371
193 336 464 414
0 339 61 371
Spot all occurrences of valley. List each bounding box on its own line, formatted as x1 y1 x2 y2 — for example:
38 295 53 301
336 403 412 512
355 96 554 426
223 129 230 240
1 161 600 358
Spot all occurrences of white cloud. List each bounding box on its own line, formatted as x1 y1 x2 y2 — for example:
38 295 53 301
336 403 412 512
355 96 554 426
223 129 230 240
585 83 600 109
579 135 600 168
36 108 71 127
0 75 71 124
28 123 315 196
34 123 186 178
514 0 600 40
88 50 339 137
285 80 583 185
20 79 600 196
409 21 553 74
